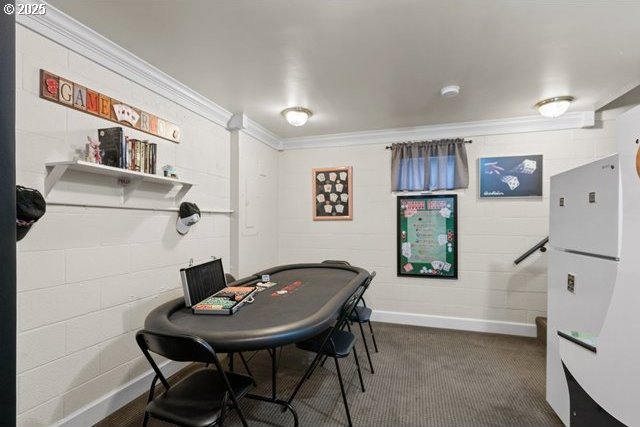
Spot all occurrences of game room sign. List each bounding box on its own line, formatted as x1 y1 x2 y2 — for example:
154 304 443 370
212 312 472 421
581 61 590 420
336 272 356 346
39 69 181 143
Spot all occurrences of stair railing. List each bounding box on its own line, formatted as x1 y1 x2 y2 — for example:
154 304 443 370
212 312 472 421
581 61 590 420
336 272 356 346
514 237 549 265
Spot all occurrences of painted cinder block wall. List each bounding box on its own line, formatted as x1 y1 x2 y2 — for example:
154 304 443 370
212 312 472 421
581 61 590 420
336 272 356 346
277 124 617 333
235 131 280 277
15 26 233 426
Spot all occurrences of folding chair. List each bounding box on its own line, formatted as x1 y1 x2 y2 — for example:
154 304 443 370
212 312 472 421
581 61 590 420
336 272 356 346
286 286 366 427
136 330 253 427
322 261 378 374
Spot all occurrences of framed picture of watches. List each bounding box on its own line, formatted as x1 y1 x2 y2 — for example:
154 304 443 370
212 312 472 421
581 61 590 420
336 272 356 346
312 166 353 220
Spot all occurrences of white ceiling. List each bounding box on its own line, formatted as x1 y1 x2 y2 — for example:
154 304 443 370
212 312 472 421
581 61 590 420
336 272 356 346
48 0 640 139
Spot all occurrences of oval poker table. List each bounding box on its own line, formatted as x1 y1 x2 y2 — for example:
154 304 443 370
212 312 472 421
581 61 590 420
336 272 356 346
144 263 370 352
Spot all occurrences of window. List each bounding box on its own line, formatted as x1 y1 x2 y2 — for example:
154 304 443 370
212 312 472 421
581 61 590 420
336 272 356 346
390 139 469 192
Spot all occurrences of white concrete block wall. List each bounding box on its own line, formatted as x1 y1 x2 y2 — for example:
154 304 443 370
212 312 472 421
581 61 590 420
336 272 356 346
15 26 231 426
277 121 617 329
235 131 279 277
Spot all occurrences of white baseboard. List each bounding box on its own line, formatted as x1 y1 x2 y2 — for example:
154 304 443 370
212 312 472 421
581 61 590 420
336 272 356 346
371 310 537 337
52 360 186 427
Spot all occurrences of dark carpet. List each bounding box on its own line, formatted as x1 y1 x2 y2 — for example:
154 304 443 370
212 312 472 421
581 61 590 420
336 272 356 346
95 322 562 427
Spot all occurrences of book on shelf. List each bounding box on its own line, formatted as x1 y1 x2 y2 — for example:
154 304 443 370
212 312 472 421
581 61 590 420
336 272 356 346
98 127 124 168
96 127 157 175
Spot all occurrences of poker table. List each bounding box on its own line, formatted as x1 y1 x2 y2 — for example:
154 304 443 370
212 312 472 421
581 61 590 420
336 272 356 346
144 263 370 352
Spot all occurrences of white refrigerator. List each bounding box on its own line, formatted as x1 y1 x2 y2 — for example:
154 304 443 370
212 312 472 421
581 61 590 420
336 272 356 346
546 154 621 426
547 104 640 427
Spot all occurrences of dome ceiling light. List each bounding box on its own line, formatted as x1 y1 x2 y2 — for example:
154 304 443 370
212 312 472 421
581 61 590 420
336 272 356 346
281 107 313 127
535 96 574 118
440 85 460 98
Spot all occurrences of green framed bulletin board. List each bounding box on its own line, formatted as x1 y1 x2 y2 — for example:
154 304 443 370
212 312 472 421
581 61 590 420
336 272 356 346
397 194 458 279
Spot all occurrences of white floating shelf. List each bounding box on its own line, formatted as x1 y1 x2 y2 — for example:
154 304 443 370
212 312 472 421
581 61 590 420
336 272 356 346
45 160 195 202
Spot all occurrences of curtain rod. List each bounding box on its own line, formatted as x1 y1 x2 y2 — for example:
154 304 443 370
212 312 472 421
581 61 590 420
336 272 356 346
385 140 472 149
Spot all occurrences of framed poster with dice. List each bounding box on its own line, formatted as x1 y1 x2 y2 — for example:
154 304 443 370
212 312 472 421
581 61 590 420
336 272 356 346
312 166 353 220
479 154 543 198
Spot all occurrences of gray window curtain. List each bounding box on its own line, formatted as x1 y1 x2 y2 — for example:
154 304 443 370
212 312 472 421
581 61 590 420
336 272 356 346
390 138 469 191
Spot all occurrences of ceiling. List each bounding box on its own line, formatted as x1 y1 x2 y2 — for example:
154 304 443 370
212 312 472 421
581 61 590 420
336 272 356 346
48 0 640 139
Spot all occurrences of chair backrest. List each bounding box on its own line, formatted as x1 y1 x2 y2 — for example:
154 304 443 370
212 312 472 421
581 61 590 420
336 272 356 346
136 330 228 390
325 286 366 340
137 330 219 364
362 271 376 291
322 260 351 266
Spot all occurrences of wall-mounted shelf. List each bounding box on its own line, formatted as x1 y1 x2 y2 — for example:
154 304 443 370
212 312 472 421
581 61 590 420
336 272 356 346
45 160 195 202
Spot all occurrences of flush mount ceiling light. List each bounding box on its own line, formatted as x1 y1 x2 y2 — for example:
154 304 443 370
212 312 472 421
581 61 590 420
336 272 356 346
535 96 574 118
281 107 313 127
440 85 460 98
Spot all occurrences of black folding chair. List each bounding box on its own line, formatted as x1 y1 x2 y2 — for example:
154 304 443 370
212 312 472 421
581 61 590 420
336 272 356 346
136 330 254 427
286 286 366 427
322 261 379 374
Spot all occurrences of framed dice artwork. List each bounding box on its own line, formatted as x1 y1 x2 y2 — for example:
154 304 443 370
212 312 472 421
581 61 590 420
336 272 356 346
312 166 353 220
479 154 543 198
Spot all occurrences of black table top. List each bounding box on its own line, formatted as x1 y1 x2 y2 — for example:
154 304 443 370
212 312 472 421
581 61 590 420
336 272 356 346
144 263 370 352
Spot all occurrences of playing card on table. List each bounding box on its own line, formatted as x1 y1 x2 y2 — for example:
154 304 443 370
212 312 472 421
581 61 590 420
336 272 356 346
340 193 349 202
316 194 325 203
329 193 338 202
431 260 444 270
316 173 325 182
335 204 344 213
323 204 333 213
442 263 452 272
324 184 332 192
335 183 344 192
339 171 347 181
329 172 337 181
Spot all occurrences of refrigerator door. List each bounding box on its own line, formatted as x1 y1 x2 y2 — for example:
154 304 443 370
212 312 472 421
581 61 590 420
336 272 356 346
546 249 619 426
549 154 620 258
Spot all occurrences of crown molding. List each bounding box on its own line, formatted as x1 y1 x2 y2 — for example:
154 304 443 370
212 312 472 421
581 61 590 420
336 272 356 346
281 111 595 150
227 113 283 150
16 2 597 152
16 1 233 128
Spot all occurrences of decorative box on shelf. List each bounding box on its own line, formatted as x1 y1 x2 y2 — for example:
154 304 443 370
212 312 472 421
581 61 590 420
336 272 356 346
44 160 195 203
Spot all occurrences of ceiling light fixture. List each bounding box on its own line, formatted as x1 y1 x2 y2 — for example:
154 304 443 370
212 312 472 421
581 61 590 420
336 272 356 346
440 85 460 98
281 107 313 127
535 96 574 118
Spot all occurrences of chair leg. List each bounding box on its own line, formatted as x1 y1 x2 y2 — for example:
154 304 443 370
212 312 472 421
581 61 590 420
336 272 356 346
286 352 323 407
333 356 354 427
142 412 149 427
228 352 235 371
305 353 324 380
352 346 365 393
357 320 374 374
226 390 249 427
368 320 379 353
238 352 257 385
320 354 329 368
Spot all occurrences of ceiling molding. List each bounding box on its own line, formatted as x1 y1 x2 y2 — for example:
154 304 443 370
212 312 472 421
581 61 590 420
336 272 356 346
594 79 640 111
15 2 599 153
281 111 595 150
16 0 233 128
226 114 283 150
